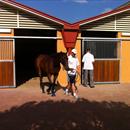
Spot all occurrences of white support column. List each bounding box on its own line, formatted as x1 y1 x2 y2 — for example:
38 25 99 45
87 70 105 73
114 15 117 31
17 10 19 28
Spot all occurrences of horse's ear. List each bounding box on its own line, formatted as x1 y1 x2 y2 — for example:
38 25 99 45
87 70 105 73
60 51 65 54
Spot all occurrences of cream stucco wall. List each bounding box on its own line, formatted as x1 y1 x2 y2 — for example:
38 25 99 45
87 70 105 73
118 32 130 83
74 33 81 86
57 31 68 87
57 31 81 87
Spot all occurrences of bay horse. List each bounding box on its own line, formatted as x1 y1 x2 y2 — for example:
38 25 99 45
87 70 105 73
35 52 69 96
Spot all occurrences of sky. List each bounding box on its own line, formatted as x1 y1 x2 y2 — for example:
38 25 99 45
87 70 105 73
16 0 130 23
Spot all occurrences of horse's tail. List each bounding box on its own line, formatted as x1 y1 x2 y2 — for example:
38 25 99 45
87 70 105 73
35 56 42 77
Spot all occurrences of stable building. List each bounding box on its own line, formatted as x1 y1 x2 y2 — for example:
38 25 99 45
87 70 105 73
75 2 130 84
0 0 73 88
0 0 130 88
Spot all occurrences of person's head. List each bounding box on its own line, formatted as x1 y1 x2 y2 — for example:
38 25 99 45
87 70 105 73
86 48 91 53
71 48 77 57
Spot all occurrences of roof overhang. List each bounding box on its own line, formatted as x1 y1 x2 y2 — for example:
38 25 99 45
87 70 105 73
0 0 70 26
73 5 130 27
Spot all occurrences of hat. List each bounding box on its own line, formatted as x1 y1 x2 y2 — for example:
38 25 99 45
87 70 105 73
71 48 77 54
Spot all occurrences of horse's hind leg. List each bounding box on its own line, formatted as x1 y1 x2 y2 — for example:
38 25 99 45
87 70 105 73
51 74 58 96
46 74 52 94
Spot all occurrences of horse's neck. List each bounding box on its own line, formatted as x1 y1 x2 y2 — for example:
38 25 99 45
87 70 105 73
52 54 61 66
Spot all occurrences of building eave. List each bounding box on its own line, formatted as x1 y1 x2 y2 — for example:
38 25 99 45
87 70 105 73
0 0 71 26
73 5 130 27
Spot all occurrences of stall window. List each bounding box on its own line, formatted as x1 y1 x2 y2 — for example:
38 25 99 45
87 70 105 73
84 41 120 59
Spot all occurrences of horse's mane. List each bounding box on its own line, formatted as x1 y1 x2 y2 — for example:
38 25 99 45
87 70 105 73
49 52 65 58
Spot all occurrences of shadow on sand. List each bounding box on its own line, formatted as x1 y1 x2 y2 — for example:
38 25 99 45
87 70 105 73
0 99 130 130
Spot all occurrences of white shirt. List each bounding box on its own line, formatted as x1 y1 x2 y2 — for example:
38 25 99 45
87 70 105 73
82 52 94 70
68 55 79 75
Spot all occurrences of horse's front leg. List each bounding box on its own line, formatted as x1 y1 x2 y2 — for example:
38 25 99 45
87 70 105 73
39 75 45 93
47 74 52 94
51 74 58 96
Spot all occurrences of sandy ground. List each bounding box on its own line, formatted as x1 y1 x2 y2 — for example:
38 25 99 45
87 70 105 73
0 77 130 130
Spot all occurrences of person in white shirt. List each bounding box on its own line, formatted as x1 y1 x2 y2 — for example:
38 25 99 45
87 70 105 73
82 48 95 88
65 48 80 99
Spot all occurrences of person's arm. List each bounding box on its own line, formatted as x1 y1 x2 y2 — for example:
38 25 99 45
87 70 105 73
76 65 80 74
82 55 85 69
76 58 80 73
92 55 95 63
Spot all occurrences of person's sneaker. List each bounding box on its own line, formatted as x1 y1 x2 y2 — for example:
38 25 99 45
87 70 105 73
90 86 95 88
74 94 79 99
51 93 56 96
73 93 79 99
82 83 88 87
64 89 69 95
65 91 69 95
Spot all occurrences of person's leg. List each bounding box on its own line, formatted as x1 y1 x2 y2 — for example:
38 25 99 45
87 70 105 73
83 70 88 86
65 73 70 95
71 75 78 98
72 83 77 97
65 74 74 95
65 82 71 95
89 70 95 87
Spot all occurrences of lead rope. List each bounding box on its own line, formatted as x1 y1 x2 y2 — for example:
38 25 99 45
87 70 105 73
74 70 81 93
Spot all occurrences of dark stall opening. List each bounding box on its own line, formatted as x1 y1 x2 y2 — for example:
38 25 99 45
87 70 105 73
14 29 57 86
81 31 117 38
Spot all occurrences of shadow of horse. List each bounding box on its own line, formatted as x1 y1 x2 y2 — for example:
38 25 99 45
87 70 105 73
0 99 130 130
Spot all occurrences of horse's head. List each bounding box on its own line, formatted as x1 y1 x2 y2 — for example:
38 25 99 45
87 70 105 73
58 52 69 71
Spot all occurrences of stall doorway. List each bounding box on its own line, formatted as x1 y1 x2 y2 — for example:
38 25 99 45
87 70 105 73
14 29 57 86
82 39 120 83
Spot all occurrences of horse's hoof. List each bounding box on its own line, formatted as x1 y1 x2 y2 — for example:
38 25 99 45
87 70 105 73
42 90 45 93
40 89 45 93
51 93 56 97
47 89 50 94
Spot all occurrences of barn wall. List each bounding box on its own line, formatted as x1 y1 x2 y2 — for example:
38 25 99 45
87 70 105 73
19 11 62 29
81 11 130 32
57 31 68 87
0 3 62 29
118 32 130 83
57 31 81 87
75 33 81 86
0 4 17 28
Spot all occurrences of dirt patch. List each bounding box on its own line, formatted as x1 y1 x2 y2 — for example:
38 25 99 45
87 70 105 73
0 78 130 130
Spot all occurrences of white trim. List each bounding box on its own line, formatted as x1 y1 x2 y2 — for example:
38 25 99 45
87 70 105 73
0 86 16 88
0 36 62 39
77 37 130 41
0 60 15 62
122 32 130 36
17 10 19 28
119 40 122 83
14 27 59 30
0 29 11 33
95 58 120 60
1 0 64 26
114 15 117 31
95 81 120 84
13 39 16 87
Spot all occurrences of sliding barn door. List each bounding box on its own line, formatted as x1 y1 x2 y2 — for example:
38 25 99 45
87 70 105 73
0 39 15 87
82 39 120 83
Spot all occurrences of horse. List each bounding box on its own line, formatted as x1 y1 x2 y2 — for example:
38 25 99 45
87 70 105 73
35 52 69 96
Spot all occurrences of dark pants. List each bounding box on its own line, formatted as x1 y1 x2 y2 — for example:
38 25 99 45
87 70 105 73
83 70 94 86
68 74 76 83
